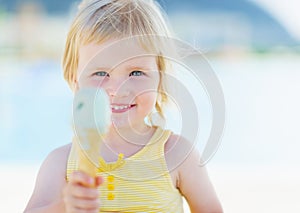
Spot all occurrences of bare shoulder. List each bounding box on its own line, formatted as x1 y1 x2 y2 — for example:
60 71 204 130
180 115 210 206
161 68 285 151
164 133 199 166
39 143 72 174
165 133 202 176
24 143 72 211
164 133 199 185
165 133 223 212
37 143 72 184
45 143 72 163
165 134 195 150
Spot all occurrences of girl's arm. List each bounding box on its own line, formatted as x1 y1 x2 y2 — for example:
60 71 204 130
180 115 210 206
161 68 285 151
24 144 71 213
24 144 102 213
167 136 223 213
179 150 223 212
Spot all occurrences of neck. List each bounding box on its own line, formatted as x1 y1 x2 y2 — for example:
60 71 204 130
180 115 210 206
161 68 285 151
98 124 157 161
105 123 155 147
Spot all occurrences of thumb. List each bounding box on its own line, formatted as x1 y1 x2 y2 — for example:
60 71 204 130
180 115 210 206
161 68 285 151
95 176 104 187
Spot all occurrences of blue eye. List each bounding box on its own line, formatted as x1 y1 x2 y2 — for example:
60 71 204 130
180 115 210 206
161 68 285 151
130 70 144 76
93 71 109 77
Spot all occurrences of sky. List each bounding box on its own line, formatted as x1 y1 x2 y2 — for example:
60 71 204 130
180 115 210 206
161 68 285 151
252 0 300 41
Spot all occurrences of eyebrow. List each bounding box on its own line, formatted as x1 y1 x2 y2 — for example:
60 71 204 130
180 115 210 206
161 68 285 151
93 67 111 71
91 64 154 72
125 65 153 71
83 67 111 77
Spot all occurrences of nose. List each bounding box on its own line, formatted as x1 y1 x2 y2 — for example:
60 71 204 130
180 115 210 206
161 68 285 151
104 77 129 98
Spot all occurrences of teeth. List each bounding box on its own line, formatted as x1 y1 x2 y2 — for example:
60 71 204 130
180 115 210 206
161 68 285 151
111 105 130 110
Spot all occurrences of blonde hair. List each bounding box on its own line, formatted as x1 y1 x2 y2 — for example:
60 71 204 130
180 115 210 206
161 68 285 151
63 0 173 120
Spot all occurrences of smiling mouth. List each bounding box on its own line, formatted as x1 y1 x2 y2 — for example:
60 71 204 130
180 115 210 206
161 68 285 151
110 104 136 113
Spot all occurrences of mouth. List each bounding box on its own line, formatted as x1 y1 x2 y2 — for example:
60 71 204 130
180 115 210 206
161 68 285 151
110 104 136 113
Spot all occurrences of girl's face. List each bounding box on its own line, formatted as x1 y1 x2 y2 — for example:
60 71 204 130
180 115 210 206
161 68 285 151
76 39 160 130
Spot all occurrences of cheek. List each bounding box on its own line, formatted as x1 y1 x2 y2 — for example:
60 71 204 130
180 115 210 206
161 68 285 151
136 91 158 110
132 76 160 94
78 80 96 88
77 77 105 89
133 79 158 104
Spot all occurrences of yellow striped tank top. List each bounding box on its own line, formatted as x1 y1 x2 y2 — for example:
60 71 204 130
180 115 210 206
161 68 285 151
66 127 184 212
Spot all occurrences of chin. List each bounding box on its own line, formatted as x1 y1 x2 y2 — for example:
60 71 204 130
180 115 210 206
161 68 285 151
111 116 145 131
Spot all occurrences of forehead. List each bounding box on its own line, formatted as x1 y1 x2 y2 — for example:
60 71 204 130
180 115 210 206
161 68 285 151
78 39 157 71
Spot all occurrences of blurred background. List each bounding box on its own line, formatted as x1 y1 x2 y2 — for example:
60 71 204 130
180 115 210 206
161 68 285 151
0 0 299 212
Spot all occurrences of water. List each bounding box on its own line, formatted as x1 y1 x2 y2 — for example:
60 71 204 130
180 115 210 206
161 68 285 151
210 54 300 167
1 54 300 168
0 60 73 163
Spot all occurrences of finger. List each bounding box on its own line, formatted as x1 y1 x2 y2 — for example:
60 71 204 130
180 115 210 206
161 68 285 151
66 205 99 213
66 196 100 210
69 171 95 187
64 196 100 213
72 185 99 199
63 183 99 199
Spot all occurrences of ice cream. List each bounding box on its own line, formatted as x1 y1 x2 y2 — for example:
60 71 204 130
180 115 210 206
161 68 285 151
73 88 111 178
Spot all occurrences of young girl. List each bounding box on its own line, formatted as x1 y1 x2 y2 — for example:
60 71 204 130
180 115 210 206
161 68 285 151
24 0 223 212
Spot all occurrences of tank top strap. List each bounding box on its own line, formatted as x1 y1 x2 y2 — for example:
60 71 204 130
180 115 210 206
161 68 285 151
148 126 172 145
128 126 172 161
149 126 172 157
66 137 80 181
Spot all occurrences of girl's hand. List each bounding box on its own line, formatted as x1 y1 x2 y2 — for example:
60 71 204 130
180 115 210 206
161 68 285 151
63 171 103 213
